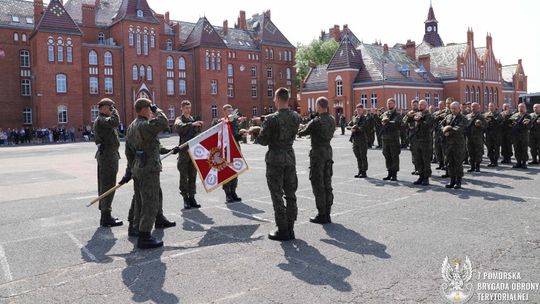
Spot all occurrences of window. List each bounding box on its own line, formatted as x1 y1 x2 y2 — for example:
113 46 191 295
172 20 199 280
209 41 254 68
336 79 343 96
167 79 174 95
129 32 134 46
205 50 210 70
56 74 67 93
217 52 222 70
211 105 218 118
26 17 33 24
267 67 273 78
136 33 141 55
90 105 99 122
166 39 172 51
137 10 144 17
252 106 257 116
228 84 234 97
211 80 218 95
13 33 19 41
67 47 73 63
147 66 153 81
484 87 488 103
21 34 26 42
286 68 292 80
179 57 186 70
166 56 173 70
57 46 64 62
278 51 282 61
132 65 138 80
434 93 440 104
19 50 30 67
251 84 257 97
150 32 155 48
139 65 145 79
179 79 186 95
21 79 31 96
251 66 257 78
211 51 216 70
371 93 377 108
89 76 99 94
89 50 98 65
265 49 269 59
143 34 148 55
12 16 19 23
98 32 105 45
267 84 274 97
105 77 113 94
270 49 274 60
23 108 32 124
58 105 68 123
361 94 368 107
227 64 234 77
425 93 430 104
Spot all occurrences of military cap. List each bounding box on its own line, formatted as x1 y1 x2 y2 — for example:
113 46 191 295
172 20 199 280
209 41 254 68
98 98 115 107
134 98 152 112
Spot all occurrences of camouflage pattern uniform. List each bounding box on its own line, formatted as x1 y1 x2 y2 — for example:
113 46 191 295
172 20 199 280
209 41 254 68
500 111 514 163
484 111 502 166
510 112 532 167
409 111 434 182
349 114 370 175
465 111 486 170
443 112 468 186
530 112 540 164
174 115 202 199
379 109 402 178
403 110 420 173
432 108 449 168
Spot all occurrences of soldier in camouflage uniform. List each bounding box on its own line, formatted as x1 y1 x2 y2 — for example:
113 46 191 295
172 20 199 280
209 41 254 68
432 101 448 170
380 98 402 181
93 98 123 227
440 98 454 178
348 104 369 178
366 109 376 148
409 100 433 186
298 97 336 224
125 98 170 249
500 103 514 164
442 102 468 189
510 103 532 169
174 100 203 209
484 102 502 167
257 88 301 241
465 103 487 172
373 108 383 148
529 104 540 165
403 99 420 175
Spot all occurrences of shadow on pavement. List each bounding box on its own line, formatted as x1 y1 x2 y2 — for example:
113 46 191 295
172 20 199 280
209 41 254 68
322 224 391 259
181 209 214 232
225 202 267 222
423 183 526 202
82 227 116 263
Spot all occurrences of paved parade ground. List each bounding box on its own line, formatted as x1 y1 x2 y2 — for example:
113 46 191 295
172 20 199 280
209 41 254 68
0 132 539 304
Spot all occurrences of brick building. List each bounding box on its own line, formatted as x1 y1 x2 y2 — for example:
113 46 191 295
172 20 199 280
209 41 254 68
0 0 296 130
300 4 528 121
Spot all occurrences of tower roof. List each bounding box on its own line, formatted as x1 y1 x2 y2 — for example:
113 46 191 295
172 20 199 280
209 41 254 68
114 0 159 24
34 0 81 35
182 17 228 49
425 4 438 23
327 34 363 71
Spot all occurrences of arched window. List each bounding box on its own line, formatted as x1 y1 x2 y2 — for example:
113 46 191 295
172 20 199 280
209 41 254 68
286 68 291 80
139 65 145 79
57 105 68 123
465 86 470 103
179 57 186 70
13 33 19 41
205 50 210 70
336 76 343 96
211 51 216 70
494 88 499 104
489 87 493 103
217 52 222 70
132 65 138 80
166 56 173 70
227 64 234 77
66 46 73 63
143 34 148 55
270 49 274 60
147 66 153 81
104 51 112 66
129 32 134 46
484 87 488 103
21 34 27 42
150 31 155 48
47 36 54 62
476 86 480 102
97 32 105 44
19 50 30 67
136 32 141 55
56 74 67 93
89 50 98 65
265 49 269 59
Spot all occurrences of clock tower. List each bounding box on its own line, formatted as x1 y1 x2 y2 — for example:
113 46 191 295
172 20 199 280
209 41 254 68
422 3 444 47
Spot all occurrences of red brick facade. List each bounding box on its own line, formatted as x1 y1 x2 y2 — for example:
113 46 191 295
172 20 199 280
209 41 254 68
0 0 296 131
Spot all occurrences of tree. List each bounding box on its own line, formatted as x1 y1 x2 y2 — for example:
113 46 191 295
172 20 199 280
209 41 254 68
295 39 339 87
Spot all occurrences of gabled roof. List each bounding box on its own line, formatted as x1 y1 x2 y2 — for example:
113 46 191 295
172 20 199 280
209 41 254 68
320 28 362 48
475 47 487 60
215 27 258 51
113 0 158 24
0 0 34 29
34 0 81 35
303 64 329 92
247 14 294 48
416 42 468 79
182 17 227 50
502 64 517 83
327 34 362 71
64 0 123 26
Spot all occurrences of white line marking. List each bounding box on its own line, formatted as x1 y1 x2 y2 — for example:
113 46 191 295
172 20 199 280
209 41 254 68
333 190 368 197
66 232 98 262
0 245 13 282
73 195 97 201
215 206 271 223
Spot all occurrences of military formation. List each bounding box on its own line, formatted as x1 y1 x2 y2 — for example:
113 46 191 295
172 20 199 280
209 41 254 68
91 91 540 247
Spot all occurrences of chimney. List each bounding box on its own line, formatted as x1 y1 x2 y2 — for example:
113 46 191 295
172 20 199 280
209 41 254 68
418 54 431 72
343 24 349 34
405 39 416 60
173 22 182 48
82 4 96 27
34 0 43 24
264 10 271 20
467 27 474 46
329 24 340 42
486 33 492 49
165 12 170 24
383 43 389 55
238 10 246 30
518 59 522 65
223 20 228 35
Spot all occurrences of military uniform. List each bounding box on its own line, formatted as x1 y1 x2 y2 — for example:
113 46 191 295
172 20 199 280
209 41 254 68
258 108 301 241
174 115 202 208
93 99 122 227
432 108 449 169
500 111 514 163
529 112 540 164
484 111 502 166
465 112 486 172
349 114 369 177
366 113 375 148
443 112 468 189
510 112 532 168
373 113 383 148
379 109 402 180
298 112 336 224
125 101 169 249
409 110 434 185
403 110 420 174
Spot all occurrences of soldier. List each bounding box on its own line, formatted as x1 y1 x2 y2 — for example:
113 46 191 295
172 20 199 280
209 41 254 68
348 104 369 178
529 104 540 165
257 88 301 241
298 97 336 224
403 99 420 175
500 103 514 164
442 101 468 189
365 109 376 148
465 103 486 172
339 113 347 135
174 100 203 209
380 98 402 181
484 102 502 167
510 103 532 169
218 104 245 203
441 97 454 178
373 108 383 148
125 98 169 249
409 100 433 186
93 98 123 227
432 100 448 170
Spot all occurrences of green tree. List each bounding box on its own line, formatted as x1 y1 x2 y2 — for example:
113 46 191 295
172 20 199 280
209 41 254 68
295 39 339 87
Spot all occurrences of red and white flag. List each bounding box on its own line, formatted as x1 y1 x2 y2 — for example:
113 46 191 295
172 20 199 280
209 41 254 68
187 120 249 192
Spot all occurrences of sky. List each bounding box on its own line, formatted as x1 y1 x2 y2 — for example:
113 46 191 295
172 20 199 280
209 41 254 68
147 0 540 92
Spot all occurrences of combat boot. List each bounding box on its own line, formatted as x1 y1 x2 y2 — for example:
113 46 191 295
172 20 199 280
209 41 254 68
445 178 456 189
225 191 234 203
383 171 392 181
359 171 367 178
231 192 242 202
512 162 522 169
128 221 139 237
436 162 444 170
288 221 296 240
268 229 292 241
501 157 511 164
189 196 201 208
421 177 430 186
309 214 330 225
454 177 462 189
475 163 481 172
467 162 475 173
155 214 176 229
137 231 163 249
390 171 398 181
183 196 191 209
521 163 528 169
354 172 362 178
100 211 123 227
413 175 423 185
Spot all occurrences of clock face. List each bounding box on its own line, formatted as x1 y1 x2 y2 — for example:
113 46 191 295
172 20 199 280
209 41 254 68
427 26 433 32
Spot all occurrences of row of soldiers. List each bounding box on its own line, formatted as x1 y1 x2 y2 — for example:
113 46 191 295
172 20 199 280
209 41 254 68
349 97 540 189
